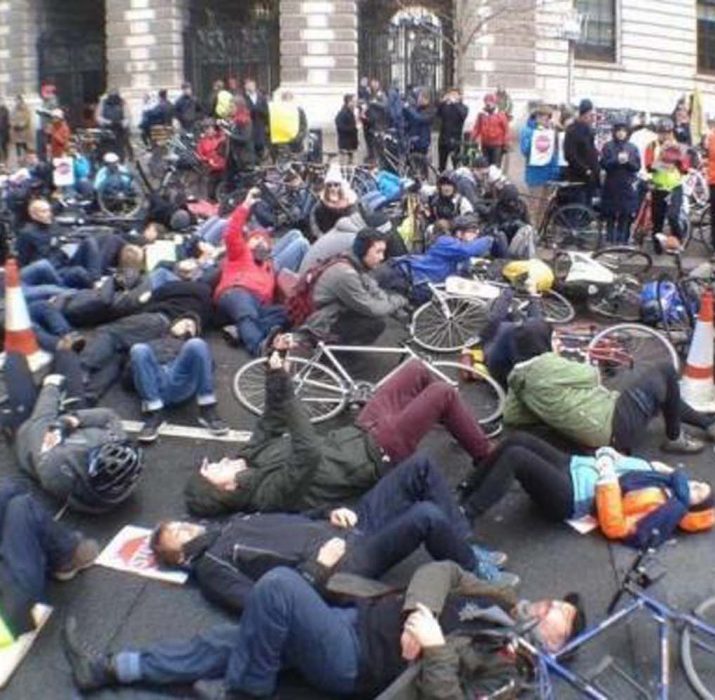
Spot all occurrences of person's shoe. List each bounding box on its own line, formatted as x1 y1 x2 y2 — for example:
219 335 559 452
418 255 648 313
137 410 166 444
42 373 66 390
193 679 259 700
474 559 520 588
197 404 230 436
661 431 705 454
54 538 99 581
57 331 86 354
222 325 241 348
471 544 508 569
62 616 116 691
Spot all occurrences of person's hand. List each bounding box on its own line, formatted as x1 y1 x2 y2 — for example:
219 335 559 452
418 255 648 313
316 537 346 568
330 508 358 529
617 151 628 164
62 415 80 430
244 187 261 208
595 454 616 480
272 333 295 352
401 604 445 660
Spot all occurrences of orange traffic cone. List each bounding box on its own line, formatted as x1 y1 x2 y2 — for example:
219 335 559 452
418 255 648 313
2 258 51 372
680 289 715 412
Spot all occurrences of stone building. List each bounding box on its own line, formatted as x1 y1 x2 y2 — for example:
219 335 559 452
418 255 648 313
1 0 715 130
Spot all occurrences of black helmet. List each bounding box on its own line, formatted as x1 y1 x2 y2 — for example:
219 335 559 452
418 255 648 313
78 441 143 511
656 117 674 133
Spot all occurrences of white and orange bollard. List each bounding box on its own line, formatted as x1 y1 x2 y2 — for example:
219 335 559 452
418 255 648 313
680 288 715 413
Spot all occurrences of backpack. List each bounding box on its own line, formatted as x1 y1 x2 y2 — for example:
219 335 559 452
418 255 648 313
640 279 690 326
285 255 357 328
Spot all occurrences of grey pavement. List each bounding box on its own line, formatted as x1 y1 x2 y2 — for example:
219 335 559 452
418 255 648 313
1 325 715 699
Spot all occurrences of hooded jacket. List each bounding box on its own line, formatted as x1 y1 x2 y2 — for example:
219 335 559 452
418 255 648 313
503 353 618 447
213 204 275 304
184 370 382 517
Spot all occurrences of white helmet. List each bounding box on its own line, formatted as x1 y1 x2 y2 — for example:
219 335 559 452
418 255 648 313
103 152 120 165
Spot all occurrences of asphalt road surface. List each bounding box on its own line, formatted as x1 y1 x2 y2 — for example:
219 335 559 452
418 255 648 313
2 322 715 700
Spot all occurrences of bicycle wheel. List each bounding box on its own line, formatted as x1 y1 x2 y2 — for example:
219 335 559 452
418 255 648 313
410 296 488 353
587 323 679 390
586 276 643 322
233 356 348 424
549 204 600 250
430 361 506 425
592 247 652 277
682 595 715 700
694 205 713 253
514 289 575 324
97 180 145 218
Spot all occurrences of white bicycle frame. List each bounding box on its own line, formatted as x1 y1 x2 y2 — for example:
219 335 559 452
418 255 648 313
561 251 616 287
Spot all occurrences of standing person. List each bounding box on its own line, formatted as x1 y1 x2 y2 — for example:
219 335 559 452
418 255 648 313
335 94 359 164
0 97 9 165
600 121 641 244
243 78 269 162
436 87 468 171
10 95 32 160
362 80 388 162
212 80 234 121
37 82 58 159
520 105 559 226
403 90 435 161
96 89 131 161
706 114 715 253
173 83 202 133
47 109 71 160
563 98 600 206
471 94 509 167
358 76 370 103
674 101 692 146
224 96 255 185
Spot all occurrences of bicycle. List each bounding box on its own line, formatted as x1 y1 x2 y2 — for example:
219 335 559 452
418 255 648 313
374 130 438 185
532 181 601 250
233 340 505 426
551 322 680 390
553 246 653 322
512 541 715 699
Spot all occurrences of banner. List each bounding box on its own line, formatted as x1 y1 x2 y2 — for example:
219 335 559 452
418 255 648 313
0 605 52 689
528 128 556 167
95 525 188 585
52 157 75 188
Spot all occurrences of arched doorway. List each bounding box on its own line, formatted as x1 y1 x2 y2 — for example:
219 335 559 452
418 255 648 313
184 1 280 107
37 0 106 127
359 1 454 96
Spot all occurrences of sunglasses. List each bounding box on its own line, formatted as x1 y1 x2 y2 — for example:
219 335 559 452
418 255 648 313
326 183 341 189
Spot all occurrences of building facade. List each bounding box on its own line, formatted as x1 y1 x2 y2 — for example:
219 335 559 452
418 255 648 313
1 0 715 130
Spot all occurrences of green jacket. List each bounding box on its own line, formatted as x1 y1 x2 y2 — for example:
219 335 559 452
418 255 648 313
503 353 618 448
184 371 382 516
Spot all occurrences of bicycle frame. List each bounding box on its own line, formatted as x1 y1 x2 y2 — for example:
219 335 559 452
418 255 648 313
522 584 715 700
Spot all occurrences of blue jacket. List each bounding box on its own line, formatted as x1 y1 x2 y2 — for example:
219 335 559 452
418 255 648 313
376 170 403 201
520 118 560 187
399 236 494 284
404 105 434 153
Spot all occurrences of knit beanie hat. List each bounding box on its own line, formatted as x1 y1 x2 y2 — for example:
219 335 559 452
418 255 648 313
352 227 385 260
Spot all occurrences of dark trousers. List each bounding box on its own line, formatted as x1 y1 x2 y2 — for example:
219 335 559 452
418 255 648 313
331 310 386 346
0 481 77 603
122 568 360 696
58 238 103 289
651 186 684 242
611 363 714 451
28 299 73 352
461 432 573 520
356 359 490 463
482 145 503 168
605 212 633 245
438 138 460 171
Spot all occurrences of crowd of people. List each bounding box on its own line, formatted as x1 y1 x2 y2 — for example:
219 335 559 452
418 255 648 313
1 76 715 699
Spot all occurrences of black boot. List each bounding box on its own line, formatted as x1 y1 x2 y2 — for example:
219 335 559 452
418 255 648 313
62 616 117 691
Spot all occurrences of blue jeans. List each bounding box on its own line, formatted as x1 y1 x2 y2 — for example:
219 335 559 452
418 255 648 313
20 259 64 287
148 267 181 291
217 288 288 356
28 300 73 352
271 229 310 273
55 237 102 289
116 568 360 696
197 216 228 246
0 483 77 602
130 338 216 412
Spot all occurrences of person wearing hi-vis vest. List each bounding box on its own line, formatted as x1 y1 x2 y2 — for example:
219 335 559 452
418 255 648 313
0 480 98 649
269 92 307 158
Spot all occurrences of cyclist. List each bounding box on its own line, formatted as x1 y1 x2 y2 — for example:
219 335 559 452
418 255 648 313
644 118 689 253
425 173 474 228
311 164 358 236
94 152 134 202
600 120 641 244
563 98 600 207
460 433 714 549
471 93 509 167
436 87 468 171
403 90 435 161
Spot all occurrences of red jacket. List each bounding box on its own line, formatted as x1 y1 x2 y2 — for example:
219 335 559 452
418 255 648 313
471 111 509 148
214 204 276 305
197 133 227 173
49 121 71 158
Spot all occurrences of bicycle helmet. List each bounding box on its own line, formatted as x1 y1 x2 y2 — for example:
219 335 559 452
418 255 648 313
103 152 120 166
77 441 144 512
656 117 674 133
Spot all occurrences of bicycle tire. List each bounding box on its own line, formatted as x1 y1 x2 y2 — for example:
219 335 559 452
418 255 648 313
549 203 601 250
587 323 679 390
430 361 506 425
97 180 145 218
682 595 715 700
410 296 487 353
514 289 575 324
592 247 653 277
586 277 643 322
694 206 713 253
233 356 348 424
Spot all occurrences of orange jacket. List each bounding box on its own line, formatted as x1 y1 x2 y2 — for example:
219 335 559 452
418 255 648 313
49 121 71 159
471 111 509 148
707 130 715 185
595 479 714 541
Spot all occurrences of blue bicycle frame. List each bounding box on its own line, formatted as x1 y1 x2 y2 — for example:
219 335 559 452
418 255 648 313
523 583 715 699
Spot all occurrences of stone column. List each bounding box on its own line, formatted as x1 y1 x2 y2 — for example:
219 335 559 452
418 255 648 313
105 0 187 122
278 0 358 130
0 0 41 99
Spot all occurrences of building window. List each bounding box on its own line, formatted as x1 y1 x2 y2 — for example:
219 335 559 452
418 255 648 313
574 0 616 63
699 1 715 73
